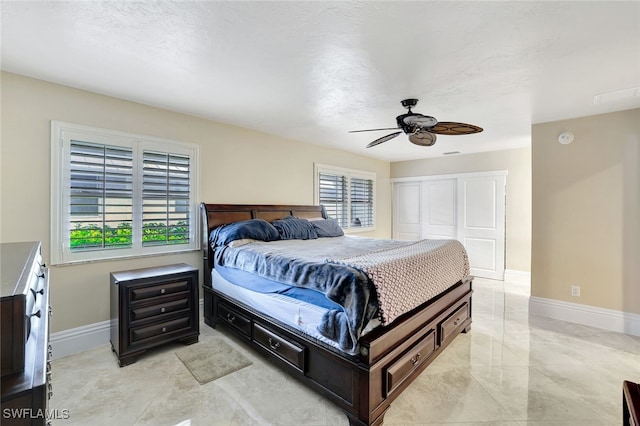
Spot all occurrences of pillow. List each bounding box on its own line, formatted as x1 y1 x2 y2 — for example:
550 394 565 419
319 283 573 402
310 218 344 237
210 219 279 247
272 217 318 240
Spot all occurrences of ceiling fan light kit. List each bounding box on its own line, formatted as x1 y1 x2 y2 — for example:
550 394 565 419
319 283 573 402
350 98 483 148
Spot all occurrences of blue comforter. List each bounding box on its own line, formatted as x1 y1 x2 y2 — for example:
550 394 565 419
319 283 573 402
213 236 409 354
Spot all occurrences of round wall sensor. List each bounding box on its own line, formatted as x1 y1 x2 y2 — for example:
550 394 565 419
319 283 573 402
558 132 574 145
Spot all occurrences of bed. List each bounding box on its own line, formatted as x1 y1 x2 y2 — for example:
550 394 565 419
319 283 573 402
201 203 473 426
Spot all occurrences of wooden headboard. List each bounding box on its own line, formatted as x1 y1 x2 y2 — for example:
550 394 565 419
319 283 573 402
199 203 327 286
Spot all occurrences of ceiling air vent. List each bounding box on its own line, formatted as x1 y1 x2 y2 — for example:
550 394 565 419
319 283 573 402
443 151 461 155
593 87 640 104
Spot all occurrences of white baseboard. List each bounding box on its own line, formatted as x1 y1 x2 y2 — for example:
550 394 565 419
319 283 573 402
50 298 206 360
529 296 640 337
50 320 111 360
504 269 530 286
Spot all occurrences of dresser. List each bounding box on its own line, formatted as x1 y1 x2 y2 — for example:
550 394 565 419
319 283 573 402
110 263 199 366
1 242 51 426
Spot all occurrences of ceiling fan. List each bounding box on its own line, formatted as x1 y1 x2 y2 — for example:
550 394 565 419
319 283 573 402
350 99 483 148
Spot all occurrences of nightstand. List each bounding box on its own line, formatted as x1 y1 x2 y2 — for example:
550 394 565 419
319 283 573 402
110 263 199 367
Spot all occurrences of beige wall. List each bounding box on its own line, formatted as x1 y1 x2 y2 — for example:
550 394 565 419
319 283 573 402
531 109 640 314
0 72 391 332
390 147 532 273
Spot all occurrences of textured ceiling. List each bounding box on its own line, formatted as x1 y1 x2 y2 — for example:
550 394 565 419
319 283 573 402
2 1 639 162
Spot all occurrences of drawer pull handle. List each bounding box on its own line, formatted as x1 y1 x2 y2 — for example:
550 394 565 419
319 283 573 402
226 313 236 323
160 288 166 294
453 318 461 326
161 327 167 333
160 307 166 313
268 338 280 351
411 352 422 366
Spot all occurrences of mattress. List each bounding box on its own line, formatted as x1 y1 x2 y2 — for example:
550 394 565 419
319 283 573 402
211 268 380 355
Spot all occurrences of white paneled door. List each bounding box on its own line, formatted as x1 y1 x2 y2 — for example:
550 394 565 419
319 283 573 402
457 175 506 280
393 171 506 280
422 179 457 240
392 182 422 240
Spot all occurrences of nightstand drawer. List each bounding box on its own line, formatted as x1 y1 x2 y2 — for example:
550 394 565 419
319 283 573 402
254 323 305 372
129 280 190 302
130 316 191 344
131 298 190 322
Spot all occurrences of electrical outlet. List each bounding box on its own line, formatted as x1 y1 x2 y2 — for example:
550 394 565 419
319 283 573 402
571 285 581 297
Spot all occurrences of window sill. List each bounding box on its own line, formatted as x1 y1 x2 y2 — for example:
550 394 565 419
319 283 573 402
51 247 200 267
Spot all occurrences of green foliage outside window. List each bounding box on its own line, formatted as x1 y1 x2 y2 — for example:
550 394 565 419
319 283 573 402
70 221 188 250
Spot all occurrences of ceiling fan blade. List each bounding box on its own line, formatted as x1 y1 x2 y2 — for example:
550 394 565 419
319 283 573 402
349 127 400 133
409 131 437 146
430 122 483 135
366 131 402 148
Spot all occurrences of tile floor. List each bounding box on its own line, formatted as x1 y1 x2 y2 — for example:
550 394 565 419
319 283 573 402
49 278 640 425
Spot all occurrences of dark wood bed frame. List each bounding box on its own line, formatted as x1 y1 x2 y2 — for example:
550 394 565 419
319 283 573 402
200 203 473 426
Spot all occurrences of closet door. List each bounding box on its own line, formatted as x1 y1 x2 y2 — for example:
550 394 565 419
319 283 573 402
392 182 422 240
422 179 457 240
457 175 506 280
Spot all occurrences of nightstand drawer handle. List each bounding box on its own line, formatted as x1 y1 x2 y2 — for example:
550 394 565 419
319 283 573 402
161 327 167 333
160 288 166 294
268 338 280 351
160 307 166 313
226 313 236 323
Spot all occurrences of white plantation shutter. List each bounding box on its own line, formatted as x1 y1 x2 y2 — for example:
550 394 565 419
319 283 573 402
68 141 133 250
315 164 376 231
350 177 374 227
142 151 191 246
318 172 348 227
51 121 199 265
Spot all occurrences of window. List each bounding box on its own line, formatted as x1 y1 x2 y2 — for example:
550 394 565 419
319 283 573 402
314 164 375 232
51 121 199 265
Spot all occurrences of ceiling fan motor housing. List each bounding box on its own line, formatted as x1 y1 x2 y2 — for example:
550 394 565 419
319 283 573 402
400 98 419 109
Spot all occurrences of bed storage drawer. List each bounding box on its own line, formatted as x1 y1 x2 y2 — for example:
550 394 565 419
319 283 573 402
439 302 469 345
217 302 251 338
253 323 305 372
385 329 436 396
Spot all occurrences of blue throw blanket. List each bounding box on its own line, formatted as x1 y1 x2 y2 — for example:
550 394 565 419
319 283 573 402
214 240 381 354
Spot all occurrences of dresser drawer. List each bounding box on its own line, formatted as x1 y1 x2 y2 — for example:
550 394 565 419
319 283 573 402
439 302 469 345
254 323 305 372
130 316 191 344
130 298 190 322
217 302 251 338
129 280 190 302
385 329 436 396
